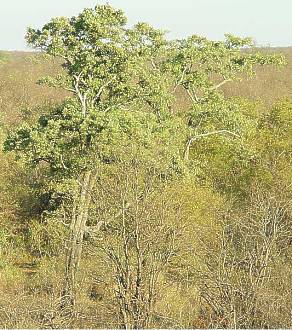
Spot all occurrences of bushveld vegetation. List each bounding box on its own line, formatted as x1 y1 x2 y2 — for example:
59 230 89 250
0 5 291 329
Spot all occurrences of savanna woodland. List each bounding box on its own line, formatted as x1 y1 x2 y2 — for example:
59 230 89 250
0 4 291 329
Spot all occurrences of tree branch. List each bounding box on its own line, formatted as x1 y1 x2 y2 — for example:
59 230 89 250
210 79 232 91
184 129 240 161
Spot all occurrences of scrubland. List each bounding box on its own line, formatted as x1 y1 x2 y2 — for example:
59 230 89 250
0 10 291 328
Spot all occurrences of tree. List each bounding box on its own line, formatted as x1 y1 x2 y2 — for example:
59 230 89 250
89 154 183 328
199 190 291 328
165 34 285 161
4 3 285 323
4 4 181 318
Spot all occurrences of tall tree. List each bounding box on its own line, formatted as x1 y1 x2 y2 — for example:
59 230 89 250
5 4 180 318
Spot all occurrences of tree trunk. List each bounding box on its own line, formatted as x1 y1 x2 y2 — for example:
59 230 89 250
60 170 96 317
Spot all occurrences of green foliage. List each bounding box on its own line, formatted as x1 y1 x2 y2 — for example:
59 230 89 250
166 34 285 104
6 6 284 196
26 5 170 116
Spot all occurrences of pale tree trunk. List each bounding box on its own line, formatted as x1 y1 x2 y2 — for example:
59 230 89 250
60 170 96 317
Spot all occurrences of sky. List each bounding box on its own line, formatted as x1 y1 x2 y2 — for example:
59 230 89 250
1 0 292 50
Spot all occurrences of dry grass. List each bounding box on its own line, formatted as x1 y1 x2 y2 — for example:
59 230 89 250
0 51 67 126
223 47 292 103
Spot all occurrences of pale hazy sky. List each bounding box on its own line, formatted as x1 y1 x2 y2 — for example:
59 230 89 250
1 0 292 50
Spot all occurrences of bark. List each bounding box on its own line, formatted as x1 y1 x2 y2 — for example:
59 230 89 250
60 170 96 317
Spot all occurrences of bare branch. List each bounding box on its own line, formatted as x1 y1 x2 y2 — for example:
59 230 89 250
210 79 232 91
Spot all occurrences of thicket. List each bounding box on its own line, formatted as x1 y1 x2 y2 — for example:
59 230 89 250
0 5 291 329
